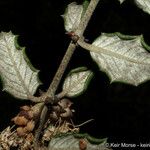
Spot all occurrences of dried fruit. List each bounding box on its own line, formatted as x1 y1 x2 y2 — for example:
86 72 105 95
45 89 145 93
25 121 35 132
13 116 28 126
17 127 26 136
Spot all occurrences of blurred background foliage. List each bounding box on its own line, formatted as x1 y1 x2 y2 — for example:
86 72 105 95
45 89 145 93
0 0 150 147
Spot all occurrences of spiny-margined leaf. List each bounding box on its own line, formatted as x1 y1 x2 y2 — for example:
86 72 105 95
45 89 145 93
62 67 93 97
0 32 41 99
134 0 150 14
88 32 150 86
48 133 110 150
63 0 89 32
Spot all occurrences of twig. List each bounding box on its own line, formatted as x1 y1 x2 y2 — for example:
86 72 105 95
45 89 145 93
75 0 100 36
34 105 48 149
34 0 100 148
46 43 76 99
46 0 100 100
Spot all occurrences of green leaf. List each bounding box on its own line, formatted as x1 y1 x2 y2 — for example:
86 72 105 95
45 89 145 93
63 1 89 32
48 133 110 150
62 67 93 97
0 32 41 99
85 32 150 86
134 0 150 14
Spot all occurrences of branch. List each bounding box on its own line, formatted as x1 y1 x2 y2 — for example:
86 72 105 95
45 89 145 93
34 104 48 148
45 43 76 98
45 0 100 100
75 0 100 36
34 0 100 148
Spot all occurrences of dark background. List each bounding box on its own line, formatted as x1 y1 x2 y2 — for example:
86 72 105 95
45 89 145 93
0 0 150 149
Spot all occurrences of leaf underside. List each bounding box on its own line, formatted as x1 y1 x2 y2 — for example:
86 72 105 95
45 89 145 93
134 0 150 14
63 0 89 32
63 67 93 97
0 32 41 99
90 33 150 86
63 2 83 32
48 133 110 150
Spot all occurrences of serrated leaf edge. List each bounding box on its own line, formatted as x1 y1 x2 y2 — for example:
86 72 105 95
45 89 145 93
52 132 107 145
91 32 150 86
62 0 89 32
0 31 42 99
63 2 83 32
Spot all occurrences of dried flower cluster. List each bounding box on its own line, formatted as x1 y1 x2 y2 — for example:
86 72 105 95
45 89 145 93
0 103 43 149
43 99 79 142
0 99 79 149
0 126 34 150
12 105 35 136
50 99 74 120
